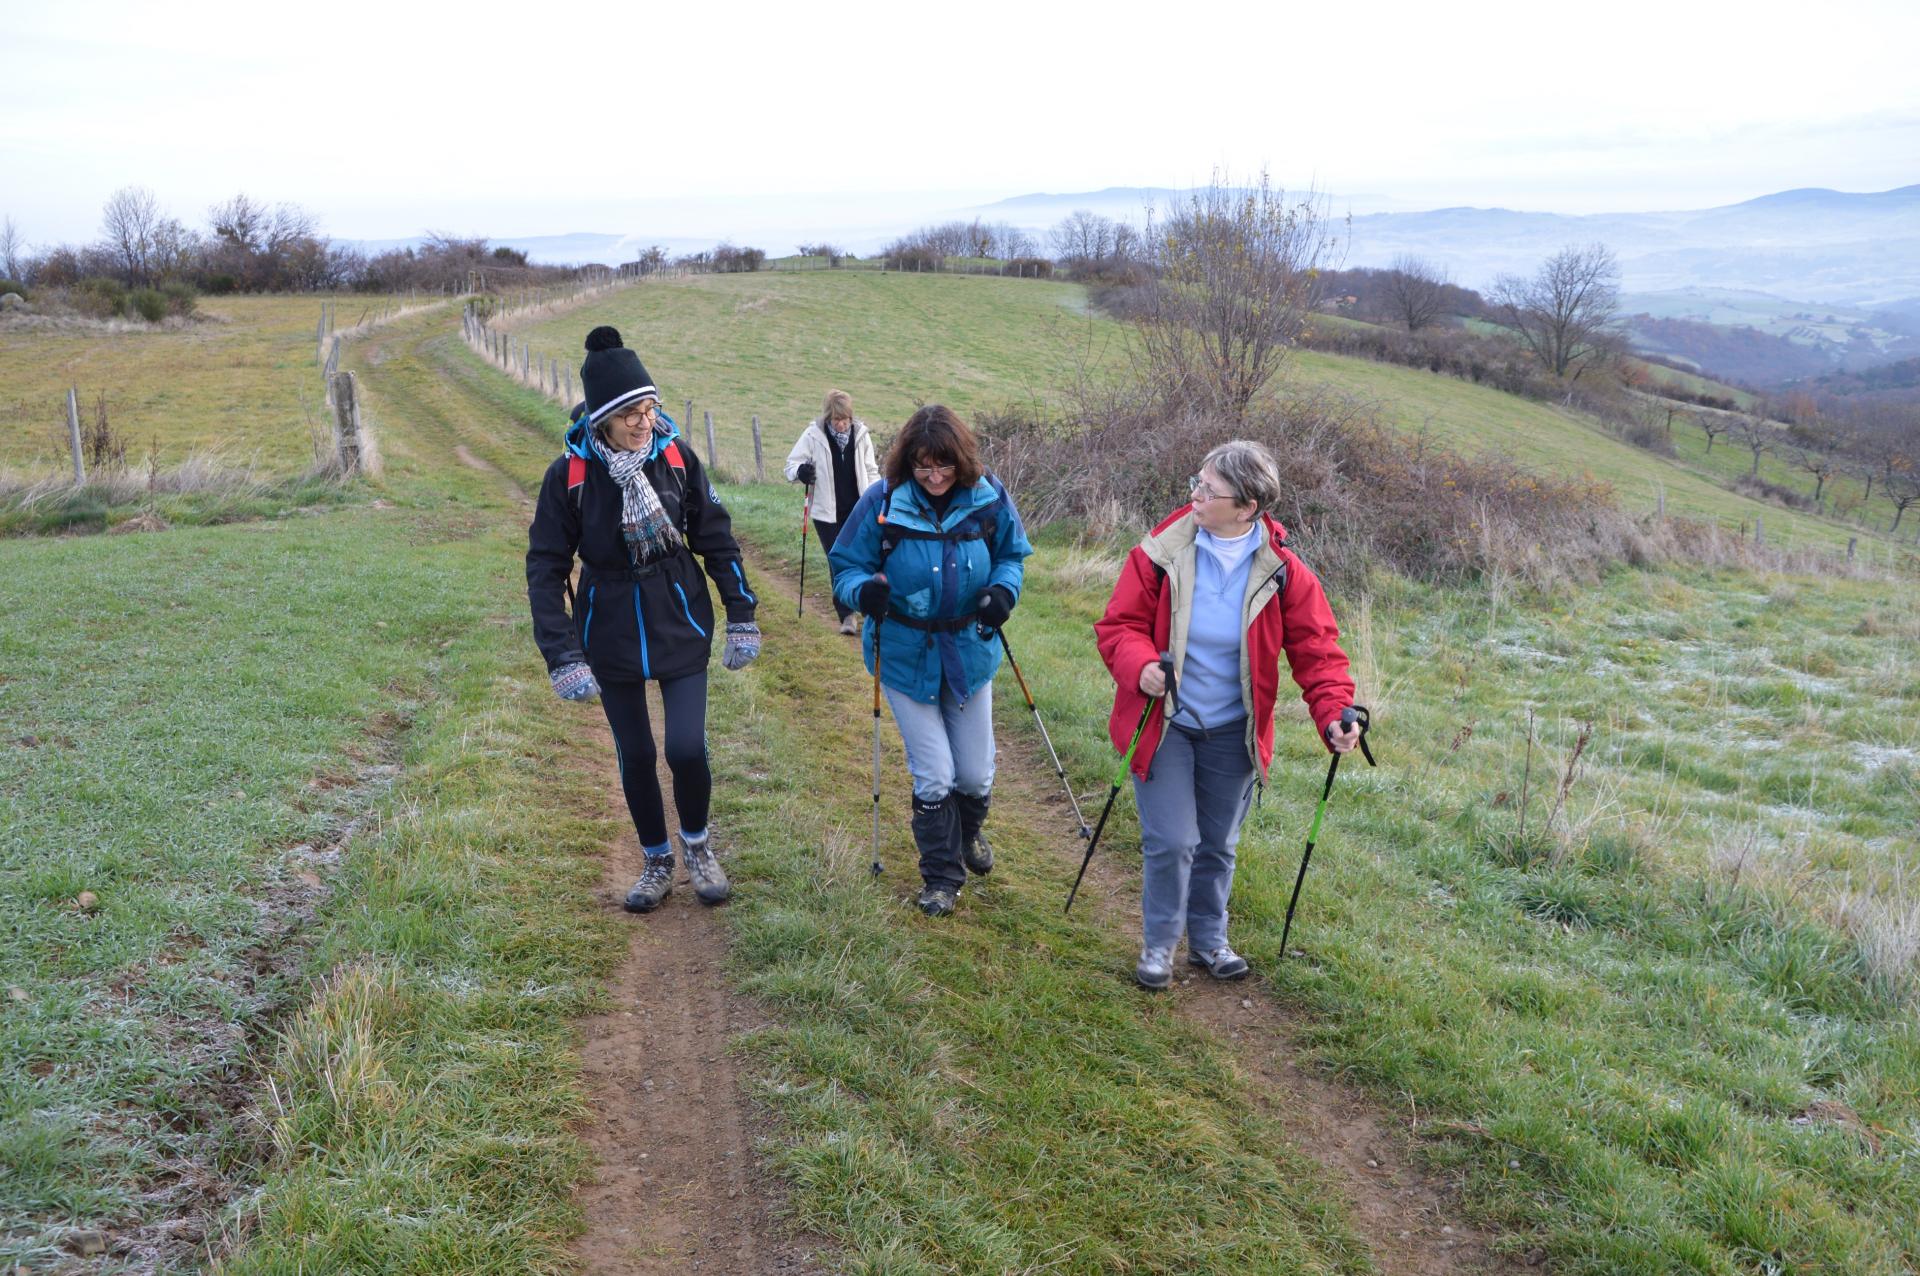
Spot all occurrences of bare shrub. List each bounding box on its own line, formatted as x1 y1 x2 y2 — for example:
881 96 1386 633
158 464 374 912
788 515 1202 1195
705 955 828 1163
1132 172 1338 418
84 392 127 471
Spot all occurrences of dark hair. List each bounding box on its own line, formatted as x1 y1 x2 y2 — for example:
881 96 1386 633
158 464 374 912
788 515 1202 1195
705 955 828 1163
882 404 983 489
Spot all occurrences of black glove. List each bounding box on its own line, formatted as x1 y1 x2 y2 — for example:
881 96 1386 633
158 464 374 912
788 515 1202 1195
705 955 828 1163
796 461 817 485
857 576 891 617
974 585 1014 632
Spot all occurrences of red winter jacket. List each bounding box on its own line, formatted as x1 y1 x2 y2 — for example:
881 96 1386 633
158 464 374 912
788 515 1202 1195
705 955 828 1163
1093 507 1354 782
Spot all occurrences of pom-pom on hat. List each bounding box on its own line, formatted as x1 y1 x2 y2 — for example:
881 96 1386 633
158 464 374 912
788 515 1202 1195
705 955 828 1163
579 326 658 426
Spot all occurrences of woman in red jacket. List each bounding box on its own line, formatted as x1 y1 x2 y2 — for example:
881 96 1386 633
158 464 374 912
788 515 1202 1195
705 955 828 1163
1093 440 1361 989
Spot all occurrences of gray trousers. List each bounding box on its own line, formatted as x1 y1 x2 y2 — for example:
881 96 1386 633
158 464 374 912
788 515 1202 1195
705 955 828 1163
1133 719 1256 952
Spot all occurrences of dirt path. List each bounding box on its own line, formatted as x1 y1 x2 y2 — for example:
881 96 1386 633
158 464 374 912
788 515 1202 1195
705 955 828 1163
365 311 1517 1271
751 537 1529 1275
347 317 820 1275
569 698 825 1276
452 442 530 504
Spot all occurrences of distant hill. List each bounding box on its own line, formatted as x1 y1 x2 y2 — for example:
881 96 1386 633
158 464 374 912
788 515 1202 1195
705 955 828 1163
1620 286 1920 386
1339 186 1920 307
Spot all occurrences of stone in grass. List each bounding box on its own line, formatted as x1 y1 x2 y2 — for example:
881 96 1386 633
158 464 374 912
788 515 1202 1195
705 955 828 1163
7 986 28 1002
75 891 99 913
67 1230 109 1256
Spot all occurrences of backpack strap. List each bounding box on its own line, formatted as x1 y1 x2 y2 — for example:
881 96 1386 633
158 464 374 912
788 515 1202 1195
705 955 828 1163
661 440 685 471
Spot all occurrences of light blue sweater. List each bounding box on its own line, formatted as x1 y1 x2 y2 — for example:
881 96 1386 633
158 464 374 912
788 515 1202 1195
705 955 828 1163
1172 526 1259 731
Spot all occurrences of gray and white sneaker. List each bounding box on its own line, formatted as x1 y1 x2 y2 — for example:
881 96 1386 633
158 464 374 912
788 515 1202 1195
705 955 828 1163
1135 945 1174 990
624 853 675 913
681 834 731 905
1188 944 1250 980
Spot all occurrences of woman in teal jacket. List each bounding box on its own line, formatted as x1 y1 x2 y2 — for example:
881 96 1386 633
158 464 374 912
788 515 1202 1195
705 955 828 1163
830 405 1032 916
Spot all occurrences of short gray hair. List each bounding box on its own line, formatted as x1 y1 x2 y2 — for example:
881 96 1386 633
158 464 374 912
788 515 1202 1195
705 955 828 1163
1201 440 1280 513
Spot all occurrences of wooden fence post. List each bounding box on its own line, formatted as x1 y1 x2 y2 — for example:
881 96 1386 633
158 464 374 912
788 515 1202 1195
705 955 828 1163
684 398 693 431
1847 536 1858 562
565 366 574 404
66 388 85 485
1754 516 1764 546
330 371 363 475
751 415 764 481
705 410 718 473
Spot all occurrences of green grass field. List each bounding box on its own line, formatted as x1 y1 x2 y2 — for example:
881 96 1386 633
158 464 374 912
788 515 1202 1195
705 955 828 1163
0 293 422 479
505 273 1895 556
5 275 1916 1273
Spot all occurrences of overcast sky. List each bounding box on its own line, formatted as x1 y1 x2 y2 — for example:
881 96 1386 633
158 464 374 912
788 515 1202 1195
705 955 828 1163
3 0 1916 246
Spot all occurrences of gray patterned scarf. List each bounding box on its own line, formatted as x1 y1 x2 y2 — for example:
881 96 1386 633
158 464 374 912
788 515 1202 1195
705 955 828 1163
588 420 684 565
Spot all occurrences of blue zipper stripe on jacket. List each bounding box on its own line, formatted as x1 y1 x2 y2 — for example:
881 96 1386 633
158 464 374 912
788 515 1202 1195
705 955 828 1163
632 588 651 678
672 583 707 637
730 562 756 605
583 585 596 650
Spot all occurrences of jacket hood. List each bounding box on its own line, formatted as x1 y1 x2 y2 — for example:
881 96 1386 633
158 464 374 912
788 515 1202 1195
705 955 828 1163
565 411 683 466
887 474 1002 527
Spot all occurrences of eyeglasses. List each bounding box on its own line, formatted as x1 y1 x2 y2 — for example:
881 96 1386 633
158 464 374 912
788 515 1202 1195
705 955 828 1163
1188 474 1230 503
913 462 957 479
610 400 659 427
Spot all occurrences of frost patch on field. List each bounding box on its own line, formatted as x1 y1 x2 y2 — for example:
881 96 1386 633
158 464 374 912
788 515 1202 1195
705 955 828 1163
1776 669 1846 696
1849 743 1917 771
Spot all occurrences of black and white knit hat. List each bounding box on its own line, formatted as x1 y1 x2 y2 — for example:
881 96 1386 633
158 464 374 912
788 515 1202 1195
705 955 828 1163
580 326 658 426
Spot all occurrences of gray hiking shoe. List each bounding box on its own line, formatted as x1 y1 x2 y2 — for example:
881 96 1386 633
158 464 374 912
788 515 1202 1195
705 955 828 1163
1188 944 1250 980
916 886 958 917
681 834 731 905
1136 945 1174 990
624 853 674 913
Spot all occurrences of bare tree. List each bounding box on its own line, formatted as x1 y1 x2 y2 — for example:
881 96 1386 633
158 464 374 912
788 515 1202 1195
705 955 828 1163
999 225 1036 260
964 218 995 259
1489 243 1621 381
1696 411 1734 454
1883 450 1920 533
0 215 23 280
1732 415 1775 477
1382 253 1451 332
209 193 268 250
1132 171 1337 417
1049 209 1115 264
102 185 163 285
1789 446 1838 509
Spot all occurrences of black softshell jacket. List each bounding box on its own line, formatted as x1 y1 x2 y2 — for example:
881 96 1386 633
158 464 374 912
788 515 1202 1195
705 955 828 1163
526 433 757 684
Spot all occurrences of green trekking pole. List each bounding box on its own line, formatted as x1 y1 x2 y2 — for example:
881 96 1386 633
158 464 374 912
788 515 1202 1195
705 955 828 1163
1277 705 1375 959
1065 654 1174 914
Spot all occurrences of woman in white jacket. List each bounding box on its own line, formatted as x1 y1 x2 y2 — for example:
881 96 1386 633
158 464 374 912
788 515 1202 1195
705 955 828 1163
784 389 883 633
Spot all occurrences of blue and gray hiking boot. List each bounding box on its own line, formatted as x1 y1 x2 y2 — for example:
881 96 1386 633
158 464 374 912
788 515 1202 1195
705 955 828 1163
1188 944 1250 980
681 833 731 905
1136 945 1174 990
916 886 958 917
624 853 675 913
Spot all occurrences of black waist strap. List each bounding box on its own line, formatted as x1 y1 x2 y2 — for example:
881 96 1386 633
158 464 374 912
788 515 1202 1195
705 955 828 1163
884 609 978 633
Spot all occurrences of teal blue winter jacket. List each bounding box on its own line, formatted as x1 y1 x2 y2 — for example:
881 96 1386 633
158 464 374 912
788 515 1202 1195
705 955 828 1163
829 476 1032 703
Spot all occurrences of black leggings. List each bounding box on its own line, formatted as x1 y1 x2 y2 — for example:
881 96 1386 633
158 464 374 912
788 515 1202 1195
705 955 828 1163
600 674 710 853
813 519 853 620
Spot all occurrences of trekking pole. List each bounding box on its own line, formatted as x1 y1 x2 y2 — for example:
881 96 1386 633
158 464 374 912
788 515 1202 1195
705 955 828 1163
1278 705 1376 959
1065 654 1174 914
994 627 1092 839
797 483 814 619
869 601 886 877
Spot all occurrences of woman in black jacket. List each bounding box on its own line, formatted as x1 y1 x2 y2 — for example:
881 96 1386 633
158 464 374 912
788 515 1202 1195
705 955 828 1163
526 327 760 913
